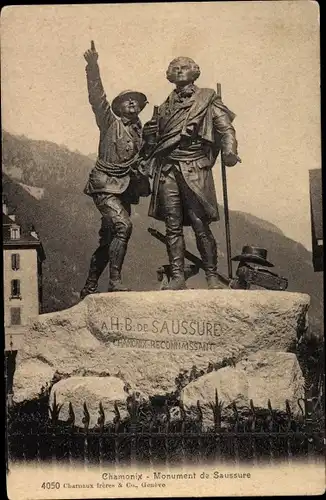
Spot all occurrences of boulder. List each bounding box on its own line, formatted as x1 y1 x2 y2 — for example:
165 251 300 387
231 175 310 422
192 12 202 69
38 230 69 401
236 350 305 409
13 358 56 403
48 376 145 429
13 290 309 402
180 351 305 429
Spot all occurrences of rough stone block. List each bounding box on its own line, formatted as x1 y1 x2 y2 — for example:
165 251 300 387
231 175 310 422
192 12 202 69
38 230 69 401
48 376 144 428
13 290 309 402
181 351 305 429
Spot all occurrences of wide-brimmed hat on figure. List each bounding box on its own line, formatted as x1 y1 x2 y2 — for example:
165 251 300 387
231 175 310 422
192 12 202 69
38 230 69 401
112 90 148 117
231 245 274 267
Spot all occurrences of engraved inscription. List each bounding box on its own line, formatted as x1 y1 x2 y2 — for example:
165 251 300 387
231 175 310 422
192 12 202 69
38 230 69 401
112 337 215 352
101 316 224 337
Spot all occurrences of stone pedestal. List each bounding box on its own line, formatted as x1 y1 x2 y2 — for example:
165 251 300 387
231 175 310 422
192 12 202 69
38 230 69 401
13 290 309 403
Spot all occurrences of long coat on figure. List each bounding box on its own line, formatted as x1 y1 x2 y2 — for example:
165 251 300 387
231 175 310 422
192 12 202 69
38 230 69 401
147 85 237 225
143 78 239 291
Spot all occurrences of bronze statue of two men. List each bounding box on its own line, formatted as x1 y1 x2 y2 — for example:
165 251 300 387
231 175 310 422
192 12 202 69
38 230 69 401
80 41 241 298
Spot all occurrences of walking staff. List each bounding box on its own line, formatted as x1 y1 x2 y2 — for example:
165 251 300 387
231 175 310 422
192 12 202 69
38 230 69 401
216 83 241 280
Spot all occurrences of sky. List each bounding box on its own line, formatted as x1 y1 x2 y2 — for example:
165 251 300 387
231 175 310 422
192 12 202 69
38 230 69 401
1 1 321 250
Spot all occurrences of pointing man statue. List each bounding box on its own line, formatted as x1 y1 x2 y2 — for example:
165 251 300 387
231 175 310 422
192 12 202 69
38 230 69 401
80 41 150 298
143 57 240 290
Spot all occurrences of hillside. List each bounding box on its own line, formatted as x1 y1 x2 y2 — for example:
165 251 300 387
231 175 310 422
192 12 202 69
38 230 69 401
2 131 323 336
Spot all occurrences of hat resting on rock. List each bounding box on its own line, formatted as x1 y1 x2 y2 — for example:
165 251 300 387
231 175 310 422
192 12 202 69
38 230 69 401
231 245 274 267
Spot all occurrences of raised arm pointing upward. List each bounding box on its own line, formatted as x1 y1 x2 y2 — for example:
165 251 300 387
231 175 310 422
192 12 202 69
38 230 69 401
80 41 150 298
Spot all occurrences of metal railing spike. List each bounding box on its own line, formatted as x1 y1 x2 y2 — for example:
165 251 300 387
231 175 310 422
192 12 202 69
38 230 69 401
67 402 75 426
114 401 121 423
98 401 105 430
82 402 90 431
49 392 63 424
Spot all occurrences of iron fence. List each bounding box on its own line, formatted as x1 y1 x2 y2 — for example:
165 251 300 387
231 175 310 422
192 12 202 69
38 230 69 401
6 387 325 467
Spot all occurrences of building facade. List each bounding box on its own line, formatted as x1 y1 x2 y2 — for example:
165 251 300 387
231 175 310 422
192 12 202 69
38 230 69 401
309 169 323 272
2 197 46 350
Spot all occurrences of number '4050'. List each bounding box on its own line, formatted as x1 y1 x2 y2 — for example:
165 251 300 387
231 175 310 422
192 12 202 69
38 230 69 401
41 482 60 489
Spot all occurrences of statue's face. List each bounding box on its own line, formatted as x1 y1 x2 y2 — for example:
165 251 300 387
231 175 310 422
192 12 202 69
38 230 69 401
166 57 200 86
119 98 141 119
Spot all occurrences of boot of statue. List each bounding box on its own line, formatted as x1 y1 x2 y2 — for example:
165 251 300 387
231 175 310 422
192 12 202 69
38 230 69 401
80 248 109 299
108 238 131 292
163 234 187 290
195 231 224 289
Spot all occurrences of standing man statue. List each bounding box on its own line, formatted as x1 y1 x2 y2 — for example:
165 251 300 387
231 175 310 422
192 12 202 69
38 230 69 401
80 41 150 299
143 57 240 290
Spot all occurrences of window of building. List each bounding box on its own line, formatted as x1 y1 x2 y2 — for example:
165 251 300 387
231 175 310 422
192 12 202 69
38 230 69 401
10 279 21 298
11 254 20 271
10 227 20 240
10 307 21 325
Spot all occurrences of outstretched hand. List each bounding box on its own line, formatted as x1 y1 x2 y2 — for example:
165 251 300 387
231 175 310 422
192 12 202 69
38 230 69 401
84 40 98 65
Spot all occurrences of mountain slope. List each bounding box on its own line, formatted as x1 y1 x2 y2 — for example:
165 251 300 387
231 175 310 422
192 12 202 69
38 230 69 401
2 131 323 336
